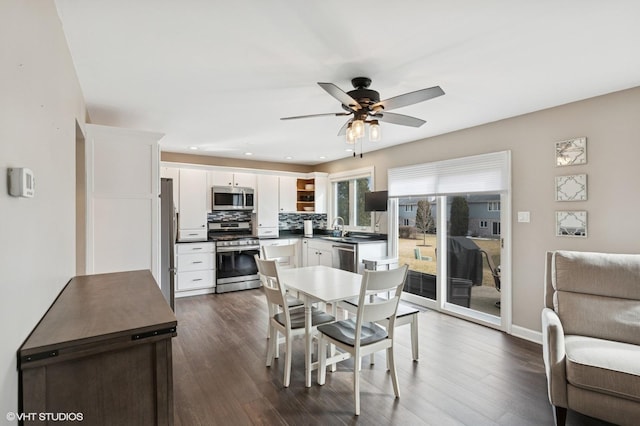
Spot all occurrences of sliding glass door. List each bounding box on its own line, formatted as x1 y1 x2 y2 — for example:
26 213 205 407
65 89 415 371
443 194 502 322
388 151 510 330
399 196 438 303
397 194 504 326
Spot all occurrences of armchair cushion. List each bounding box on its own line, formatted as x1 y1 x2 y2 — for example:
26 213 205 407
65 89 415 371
565 335 640 403
553 251 640 345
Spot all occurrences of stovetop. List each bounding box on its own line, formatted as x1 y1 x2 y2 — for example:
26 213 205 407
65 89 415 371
209 234 257 241
208 232 259 247
208 221 258 245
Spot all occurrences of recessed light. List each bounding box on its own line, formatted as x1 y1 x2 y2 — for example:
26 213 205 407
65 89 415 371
244 152 253 156
345 148 353 152
319 156 326 159
189 146 199 150
285 156 293 160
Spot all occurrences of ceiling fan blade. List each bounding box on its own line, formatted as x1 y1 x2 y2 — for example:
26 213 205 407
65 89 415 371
373 112 426 127
318 82 362 110
280 112 351 121
373 85 444 111
337 118 352 136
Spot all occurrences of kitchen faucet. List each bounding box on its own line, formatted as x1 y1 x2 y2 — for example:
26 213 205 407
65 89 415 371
331 216 345 237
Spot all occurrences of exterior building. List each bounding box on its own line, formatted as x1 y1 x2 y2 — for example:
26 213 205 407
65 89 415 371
399 194 501 238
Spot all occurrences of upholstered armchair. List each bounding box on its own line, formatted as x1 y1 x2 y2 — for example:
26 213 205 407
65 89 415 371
542 250 640 425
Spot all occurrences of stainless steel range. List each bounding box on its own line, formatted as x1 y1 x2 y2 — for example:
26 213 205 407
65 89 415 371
209 222 261 293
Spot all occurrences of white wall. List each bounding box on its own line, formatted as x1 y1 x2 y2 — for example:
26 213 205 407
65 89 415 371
317 86 640 336
0 1 86 420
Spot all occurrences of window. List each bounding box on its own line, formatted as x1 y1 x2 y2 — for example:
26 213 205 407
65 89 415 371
488 201 501 211
480 220 488 228
403 218 410 226
493 222 501 235
331 168 373 230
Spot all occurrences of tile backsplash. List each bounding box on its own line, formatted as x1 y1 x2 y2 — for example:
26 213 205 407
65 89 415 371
279 213 327 230
207 211 327 230
208 211 252 223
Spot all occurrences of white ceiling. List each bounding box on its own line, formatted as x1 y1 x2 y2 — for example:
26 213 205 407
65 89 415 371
55 1 640 165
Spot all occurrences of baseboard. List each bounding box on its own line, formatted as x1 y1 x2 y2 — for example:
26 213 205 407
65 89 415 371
511 325 542 345
175 287 216 298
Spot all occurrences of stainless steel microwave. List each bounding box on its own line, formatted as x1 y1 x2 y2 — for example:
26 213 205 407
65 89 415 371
211 186 254 211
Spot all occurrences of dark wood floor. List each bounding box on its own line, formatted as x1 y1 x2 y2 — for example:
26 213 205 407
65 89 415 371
172 290 612 426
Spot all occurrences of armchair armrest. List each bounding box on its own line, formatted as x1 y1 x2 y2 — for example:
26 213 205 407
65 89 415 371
541 307 568 407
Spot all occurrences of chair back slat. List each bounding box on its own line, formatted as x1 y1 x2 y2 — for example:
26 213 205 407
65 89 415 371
262 244 297 268
255 255 287 309
361 297 399 322
363 266 408 293
354 265 409 345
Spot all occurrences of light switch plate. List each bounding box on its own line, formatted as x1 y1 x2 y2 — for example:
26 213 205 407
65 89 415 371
517 211 530 223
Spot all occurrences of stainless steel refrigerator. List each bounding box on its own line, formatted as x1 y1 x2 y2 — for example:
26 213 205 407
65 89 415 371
160 178 176 310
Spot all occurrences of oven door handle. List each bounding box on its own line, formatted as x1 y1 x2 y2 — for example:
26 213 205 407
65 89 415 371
216 245 260 253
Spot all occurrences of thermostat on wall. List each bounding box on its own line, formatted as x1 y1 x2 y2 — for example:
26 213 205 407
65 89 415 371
8 167 35 198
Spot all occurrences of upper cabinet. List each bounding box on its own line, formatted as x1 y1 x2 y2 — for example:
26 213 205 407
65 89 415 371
278 176 297 212
296 178 315 213
178 169 208 241
313 174 328 214
256 174 279 238
209 171 256 188
289 173 328 213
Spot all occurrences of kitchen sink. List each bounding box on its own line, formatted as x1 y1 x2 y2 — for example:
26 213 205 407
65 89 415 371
321 236 349 242
320 236 373 243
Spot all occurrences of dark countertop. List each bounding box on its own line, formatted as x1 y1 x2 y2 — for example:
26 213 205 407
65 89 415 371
276 229 387 244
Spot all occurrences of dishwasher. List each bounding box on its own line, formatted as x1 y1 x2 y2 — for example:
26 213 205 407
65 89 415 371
332 243 357 273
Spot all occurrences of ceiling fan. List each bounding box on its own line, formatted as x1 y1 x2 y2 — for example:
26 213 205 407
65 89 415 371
281 77 445 143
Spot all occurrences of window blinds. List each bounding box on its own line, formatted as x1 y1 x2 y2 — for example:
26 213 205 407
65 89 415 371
387 151 510 197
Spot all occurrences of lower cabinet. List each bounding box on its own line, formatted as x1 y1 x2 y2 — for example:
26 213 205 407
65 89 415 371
175 242 216 297
304 239 333 267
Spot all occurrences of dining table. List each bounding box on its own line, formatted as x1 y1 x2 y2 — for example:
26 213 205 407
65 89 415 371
277 265 363 387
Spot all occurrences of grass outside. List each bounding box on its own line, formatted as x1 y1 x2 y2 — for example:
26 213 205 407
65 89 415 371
399 234 501 287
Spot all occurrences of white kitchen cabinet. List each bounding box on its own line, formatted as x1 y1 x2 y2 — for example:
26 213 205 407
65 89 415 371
209 170 256 188
232 172 256 188
256 174 279 237
279 176 297 212
313 174 328 214
304 239 333 267
175 242 216 296
178 169 208 241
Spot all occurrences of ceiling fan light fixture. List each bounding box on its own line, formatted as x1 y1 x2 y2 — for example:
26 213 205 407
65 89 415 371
282 78 444 158
369 120 381 141
346 123 357 144
352 119 365 138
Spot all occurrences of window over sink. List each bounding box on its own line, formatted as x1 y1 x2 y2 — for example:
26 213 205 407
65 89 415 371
329 167 374 232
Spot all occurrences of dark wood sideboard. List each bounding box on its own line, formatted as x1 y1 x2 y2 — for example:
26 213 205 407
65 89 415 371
18 270 177 426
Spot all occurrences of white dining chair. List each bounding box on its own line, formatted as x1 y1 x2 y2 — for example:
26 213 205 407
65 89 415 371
255 256 335 387
339 297 419 363
317 264 409 415
261 244 304 339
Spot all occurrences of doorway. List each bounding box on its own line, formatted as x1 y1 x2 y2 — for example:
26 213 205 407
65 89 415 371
396 193 507 329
